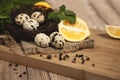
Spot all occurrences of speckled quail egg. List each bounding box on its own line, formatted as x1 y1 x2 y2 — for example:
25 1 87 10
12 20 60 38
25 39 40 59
23 19 39 31
34 33 50 48
31 12 45 23
15 13 30 25
50 32 65 48
50 32 63 39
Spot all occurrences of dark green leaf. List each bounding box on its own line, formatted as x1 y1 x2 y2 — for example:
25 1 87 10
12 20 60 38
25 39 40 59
0 15 8 19
59 5 66 12
65 16 76 24
48 5 76 24
57 12 65 20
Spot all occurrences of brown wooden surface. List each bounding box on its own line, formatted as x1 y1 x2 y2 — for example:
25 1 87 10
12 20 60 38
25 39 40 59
0 29 120 80
0 0 120 80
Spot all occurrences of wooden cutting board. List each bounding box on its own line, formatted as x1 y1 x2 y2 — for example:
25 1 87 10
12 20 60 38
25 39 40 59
0 29 120 80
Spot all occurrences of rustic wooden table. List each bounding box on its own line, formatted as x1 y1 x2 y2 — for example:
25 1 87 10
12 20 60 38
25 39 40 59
0 0 120 80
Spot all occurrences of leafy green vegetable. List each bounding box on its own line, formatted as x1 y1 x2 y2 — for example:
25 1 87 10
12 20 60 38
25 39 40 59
0 0 44 20
0 0 44 34
48 5 76 24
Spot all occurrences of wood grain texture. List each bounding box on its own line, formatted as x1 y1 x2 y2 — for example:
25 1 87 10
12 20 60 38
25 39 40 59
0 29 120 80
108 0 120 15
0 0 120 80
27 67 50 80
0 60 27 80
82 0 106 30
90 0 120 25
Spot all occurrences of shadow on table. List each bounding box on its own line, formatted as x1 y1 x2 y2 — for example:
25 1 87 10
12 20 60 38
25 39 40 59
98 33 119 41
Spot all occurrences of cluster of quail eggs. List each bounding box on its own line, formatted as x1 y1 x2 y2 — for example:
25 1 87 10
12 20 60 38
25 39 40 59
14 12 65 49
34 32 65 49
14 11 45 31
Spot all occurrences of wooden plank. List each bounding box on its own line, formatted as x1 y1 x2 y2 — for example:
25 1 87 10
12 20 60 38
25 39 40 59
27 67 50 80
109 0 120 15
90 0 120 25
0 35 24 56
49 72 75 80
0 60 28 80
0 29 119 80
82 0 106 30
0 60 3 80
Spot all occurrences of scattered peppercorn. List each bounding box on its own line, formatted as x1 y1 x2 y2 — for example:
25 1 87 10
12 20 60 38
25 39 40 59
15 64 18 67
40 54 43 57
92 64 95 67
59 53 63 60
19 74 22 77
13 68 17 71
75 54 79 57
65 54 69 58
8 63 12 67
23 71 27 75
59 57 62 60
54 55 57 57
86 57 90 61
78 54 83 58
46 55 52 59
73 58 76 61
81 57 84 61
81 60 85 64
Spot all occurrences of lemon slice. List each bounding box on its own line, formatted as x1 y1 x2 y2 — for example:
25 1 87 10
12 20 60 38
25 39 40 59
105 25 120 39
58 17 91 42
34 1 52 8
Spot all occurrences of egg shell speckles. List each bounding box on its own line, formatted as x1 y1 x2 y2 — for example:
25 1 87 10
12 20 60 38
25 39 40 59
50 32 65 48
23 19 39 31
31 12 45 23
34 33 50 48
15 13 30 25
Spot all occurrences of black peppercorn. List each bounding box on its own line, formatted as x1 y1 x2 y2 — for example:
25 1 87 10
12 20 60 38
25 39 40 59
75 54 79 57
59 53 63 60
81 57 84 61
15 64 18 67
40 54 43 57
92 64 95 67
23 71 27 75
73 58 76 61
19 74 22 77
46 55 52 59
81 60 85 64
78 54 83 58
65 54 69 58
8 63 12 67
86 57 90 61
13 68 17 71
54 55 57 57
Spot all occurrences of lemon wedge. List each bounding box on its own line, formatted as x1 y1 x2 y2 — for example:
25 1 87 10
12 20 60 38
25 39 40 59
34 1 52 8
58 17 91 42
105 25 120 39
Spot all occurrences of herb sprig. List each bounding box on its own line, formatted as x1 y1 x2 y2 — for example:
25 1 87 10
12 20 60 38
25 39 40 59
48 5 76 24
